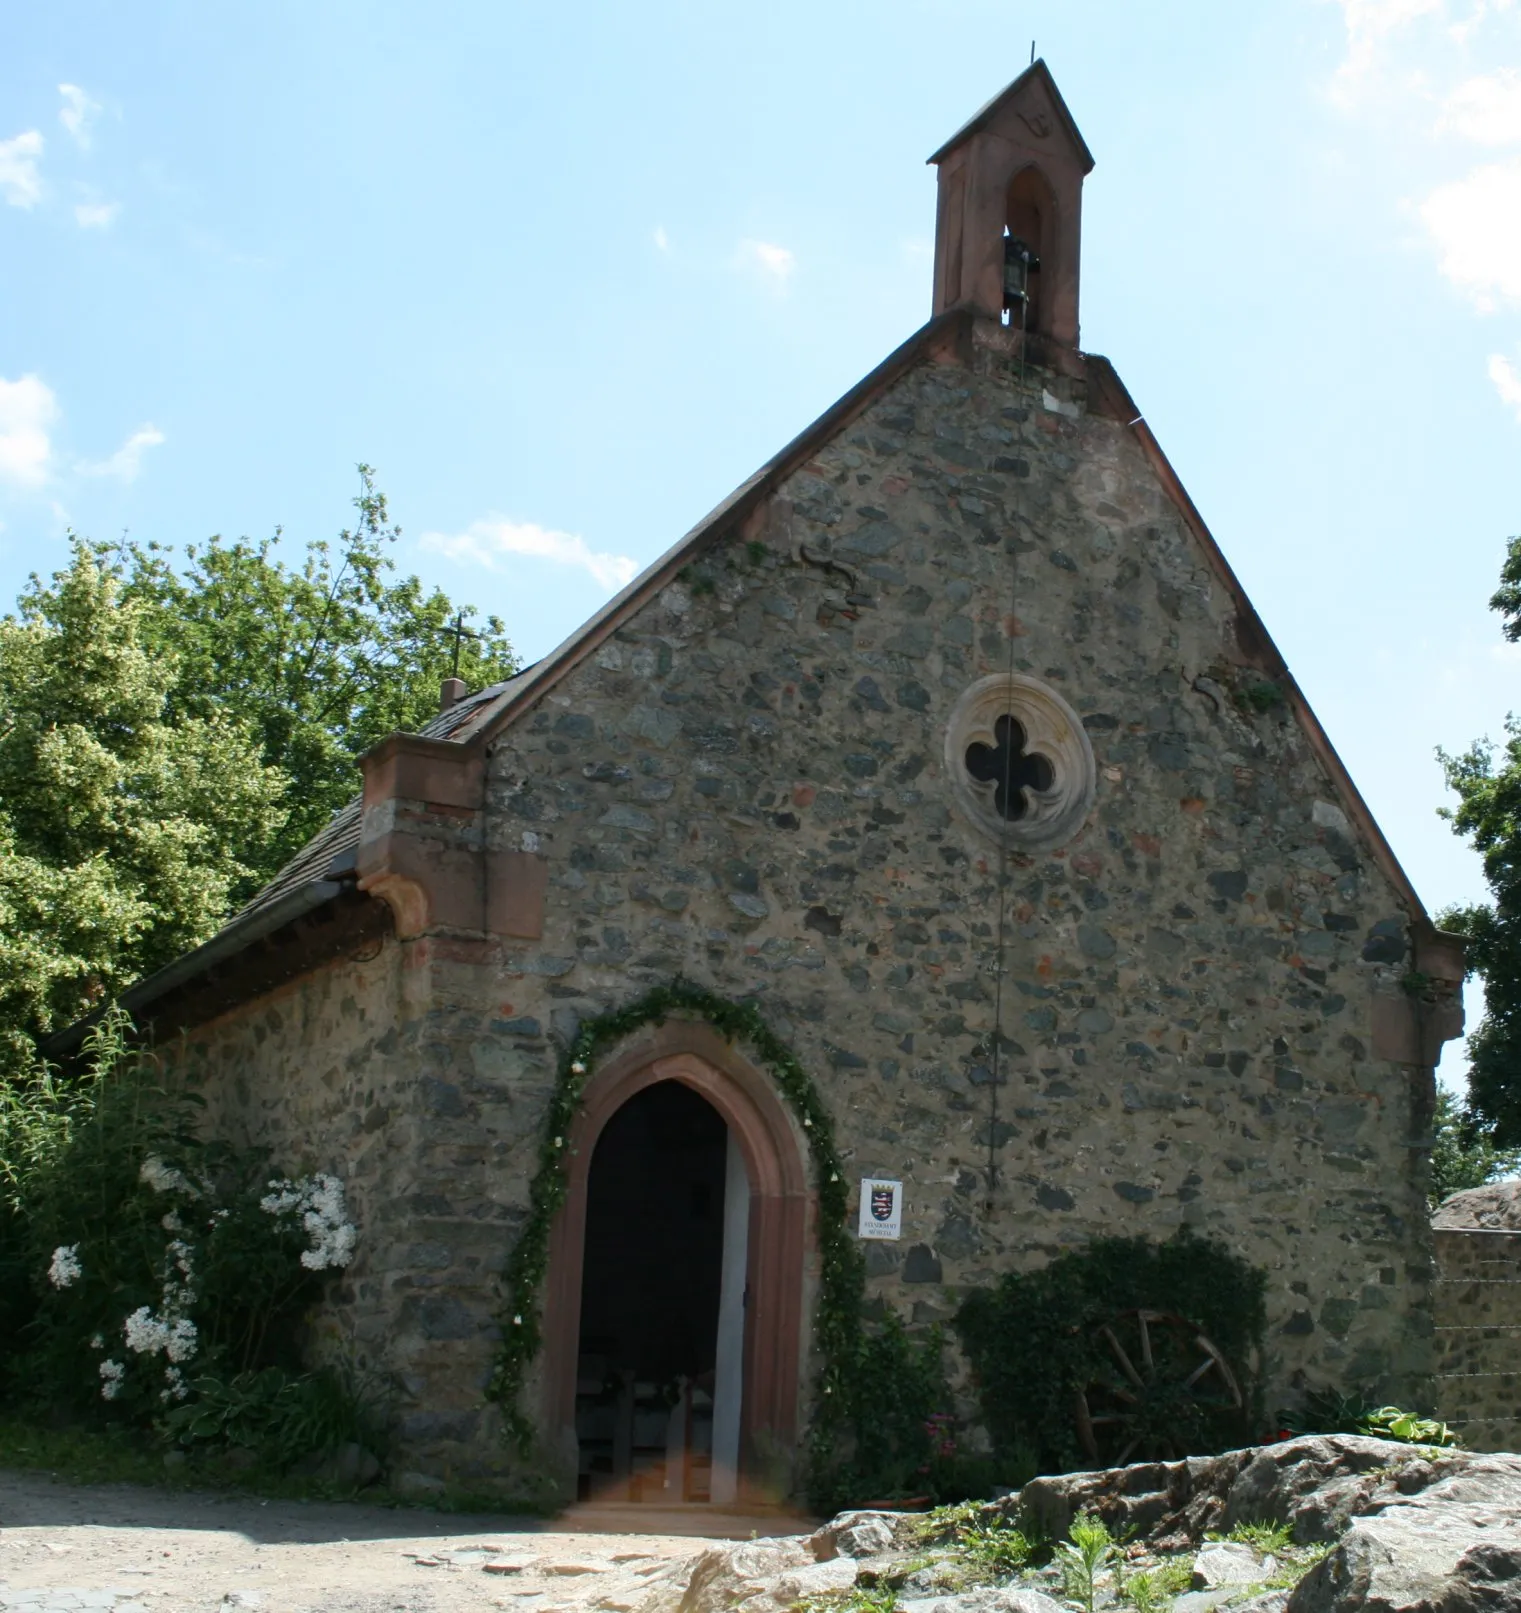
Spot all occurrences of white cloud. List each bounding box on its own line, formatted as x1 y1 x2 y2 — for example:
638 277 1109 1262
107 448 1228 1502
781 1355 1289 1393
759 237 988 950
1327 0 1445 101
0 130 44 209
1335 0 1446 41
653 224 670 252
1490 352 1521 420
0 374 59 488
1419 157 1521 307
1442 68 1521 143
74 200 120 229
58 84 100 150
1450 0 1519 43
423 518 640 592
734 238 796 287
81 424 165 482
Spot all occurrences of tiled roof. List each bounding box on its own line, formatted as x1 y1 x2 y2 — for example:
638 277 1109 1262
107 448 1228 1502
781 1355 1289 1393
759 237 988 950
232 796 363 924
926 59 1095 170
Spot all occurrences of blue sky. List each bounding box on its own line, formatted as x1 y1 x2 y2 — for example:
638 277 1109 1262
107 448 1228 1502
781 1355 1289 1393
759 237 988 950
3 0 1520 1087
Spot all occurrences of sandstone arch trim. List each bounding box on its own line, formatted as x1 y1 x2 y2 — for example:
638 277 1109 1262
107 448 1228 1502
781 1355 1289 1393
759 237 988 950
539 1021 810 1496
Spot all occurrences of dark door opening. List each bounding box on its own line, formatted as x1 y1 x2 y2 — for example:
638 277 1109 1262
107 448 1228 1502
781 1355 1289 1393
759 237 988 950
575 1080 732 1502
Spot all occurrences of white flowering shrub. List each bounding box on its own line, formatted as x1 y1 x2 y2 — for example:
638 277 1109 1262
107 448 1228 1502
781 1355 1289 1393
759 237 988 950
258 1174 357 1271
2 1008 369 1464
47 1244 81 1288
123 1307 199 1363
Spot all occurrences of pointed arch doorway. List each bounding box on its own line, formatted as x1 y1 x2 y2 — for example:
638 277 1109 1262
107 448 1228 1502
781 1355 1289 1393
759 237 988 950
541 1025 809 1505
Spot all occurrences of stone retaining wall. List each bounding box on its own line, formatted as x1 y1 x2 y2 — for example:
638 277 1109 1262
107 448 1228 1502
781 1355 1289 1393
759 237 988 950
1432 1226 1521 1450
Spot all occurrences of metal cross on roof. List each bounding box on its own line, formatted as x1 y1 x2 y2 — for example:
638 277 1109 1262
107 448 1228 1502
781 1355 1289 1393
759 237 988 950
446 610 481 679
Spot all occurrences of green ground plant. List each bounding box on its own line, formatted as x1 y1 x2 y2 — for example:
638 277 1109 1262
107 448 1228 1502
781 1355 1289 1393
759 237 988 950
1285 1388 1460 1448
1196 1525 1331 1598
1264 1544 1331 1591
954 1517 1034 1581
1220 1521 1294 1555
163 1363 385 1469
912 1499 1044 1579
795 1590 899 1613
1055 1513 1116 1613
1122 1558 1191 1613
0 1416 545 1512
1359 1406 1459 1446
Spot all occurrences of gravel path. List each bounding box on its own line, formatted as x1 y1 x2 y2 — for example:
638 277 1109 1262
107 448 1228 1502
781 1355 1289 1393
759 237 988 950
0 1472 810 1613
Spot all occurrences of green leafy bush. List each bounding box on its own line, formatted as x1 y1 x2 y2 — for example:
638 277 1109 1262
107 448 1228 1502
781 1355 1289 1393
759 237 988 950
807 1314 1005 1511
818 1314 952 1506
1 1009 373 1472
956 1232 1266 1473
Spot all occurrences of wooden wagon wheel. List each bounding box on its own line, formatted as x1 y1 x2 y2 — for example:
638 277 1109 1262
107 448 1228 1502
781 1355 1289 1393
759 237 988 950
1075 1308 1244 1468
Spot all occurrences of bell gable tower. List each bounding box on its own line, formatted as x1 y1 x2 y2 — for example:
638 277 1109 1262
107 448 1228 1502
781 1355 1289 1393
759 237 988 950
928 60 1094 350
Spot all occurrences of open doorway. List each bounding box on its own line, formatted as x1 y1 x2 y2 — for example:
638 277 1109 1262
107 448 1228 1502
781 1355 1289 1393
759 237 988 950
574 1080 750 1503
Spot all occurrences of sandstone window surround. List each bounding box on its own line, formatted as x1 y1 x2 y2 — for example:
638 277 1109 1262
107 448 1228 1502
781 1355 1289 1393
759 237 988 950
945 673 1095 851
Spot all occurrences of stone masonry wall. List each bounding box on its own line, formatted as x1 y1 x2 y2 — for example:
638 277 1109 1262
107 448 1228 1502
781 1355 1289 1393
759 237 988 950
175 934 526 1469
464 343 1436 1470
173 337 1439 1495
1433 1228 1521 1451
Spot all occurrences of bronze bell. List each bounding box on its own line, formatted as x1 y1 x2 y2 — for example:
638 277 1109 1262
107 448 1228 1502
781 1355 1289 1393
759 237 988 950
1003 234 1039 312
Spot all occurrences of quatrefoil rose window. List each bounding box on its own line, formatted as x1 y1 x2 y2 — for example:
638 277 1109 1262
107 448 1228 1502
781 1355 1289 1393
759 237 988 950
945 674 1095 850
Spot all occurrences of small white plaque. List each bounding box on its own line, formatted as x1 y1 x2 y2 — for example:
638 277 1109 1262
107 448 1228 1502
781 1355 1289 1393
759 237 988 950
858 1178 903 1240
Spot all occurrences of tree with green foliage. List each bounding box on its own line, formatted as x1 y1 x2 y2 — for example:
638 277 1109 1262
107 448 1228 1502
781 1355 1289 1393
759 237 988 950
1428 1088 1521 1206
96 466 517 888
1441 532 1521 1147
0 548 287 1071
0 469 517 1072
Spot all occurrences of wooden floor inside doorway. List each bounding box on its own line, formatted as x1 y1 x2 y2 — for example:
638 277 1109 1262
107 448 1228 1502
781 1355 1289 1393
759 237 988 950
555 1501 820 1539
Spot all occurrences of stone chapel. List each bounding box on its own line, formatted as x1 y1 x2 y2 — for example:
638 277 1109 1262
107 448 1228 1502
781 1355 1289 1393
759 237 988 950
53 62 1466 1501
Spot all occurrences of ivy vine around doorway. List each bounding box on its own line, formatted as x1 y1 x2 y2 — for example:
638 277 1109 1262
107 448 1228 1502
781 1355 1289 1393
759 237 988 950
484 979 878 1493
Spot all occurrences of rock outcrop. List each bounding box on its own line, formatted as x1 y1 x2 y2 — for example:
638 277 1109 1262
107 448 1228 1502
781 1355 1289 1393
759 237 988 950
650 1437 1521 1613
1019 1435 1521 1609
